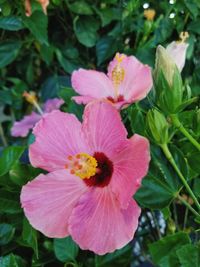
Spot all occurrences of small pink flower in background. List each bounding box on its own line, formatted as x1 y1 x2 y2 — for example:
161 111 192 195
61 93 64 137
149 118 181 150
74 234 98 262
21 101 150 255
166 32 189 72
25 0 49 16
71 53 153 109
11 93 64 137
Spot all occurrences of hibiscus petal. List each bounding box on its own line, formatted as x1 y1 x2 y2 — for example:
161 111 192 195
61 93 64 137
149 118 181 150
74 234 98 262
72 96 96 105
69 188 141 255
43 98 64 113
107 54 152 102
71 69 114 99
21 170 87 238
166 41 188 72
82 101 127 157
111 134 150 208
11 112 41 137
30 110 89 172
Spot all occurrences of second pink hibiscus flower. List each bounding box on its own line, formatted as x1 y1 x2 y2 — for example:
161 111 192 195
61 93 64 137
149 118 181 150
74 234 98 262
72 53 153 109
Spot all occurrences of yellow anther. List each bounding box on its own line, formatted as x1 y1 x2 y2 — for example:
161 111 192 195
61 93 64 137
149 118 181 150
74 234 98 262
179 31 189 43
66 153 98 179
23 91 37 105
144 9 156 21
112 53 125 95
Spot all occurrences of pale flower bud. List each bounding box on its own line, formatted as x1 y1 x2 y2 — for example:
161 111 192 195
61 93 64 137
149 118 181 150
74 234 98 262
155 45 177 86
166 41 188 72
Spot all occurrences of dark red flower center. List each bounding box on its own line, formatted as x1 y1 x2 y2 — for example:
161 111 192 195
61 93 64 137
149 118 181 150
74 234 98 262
84 152 113 187
107 95 124 103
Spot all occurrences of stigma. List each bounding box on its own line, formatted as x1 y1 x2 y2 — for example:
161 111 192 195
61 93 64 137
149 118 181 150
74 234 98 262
111 53 125 89
23 91 38 105
65 153 98 179
177 31 189 44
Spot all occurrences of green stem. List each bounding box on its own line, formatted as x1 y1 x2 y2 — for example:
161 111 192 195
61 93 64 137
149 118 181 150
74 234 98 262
177 194 200 220
160 143 200 212
0 123 7 147
170 114 200 152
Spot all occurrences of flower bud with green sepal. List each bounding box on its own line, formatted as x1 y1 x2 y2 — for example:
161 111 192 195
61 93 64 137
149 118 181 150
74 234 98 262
146 109 169 145
154 45 183 114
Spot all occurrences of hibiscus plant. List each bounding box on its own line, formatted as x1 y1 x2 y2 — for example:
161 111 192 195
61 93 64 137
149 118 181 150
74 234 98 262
0 1 200 267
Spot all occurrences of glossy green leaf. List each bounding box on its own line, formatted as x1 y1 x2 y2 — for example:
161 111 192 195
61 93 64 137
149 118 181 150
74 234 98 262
128 104 146 135
69 1 93 15
0 146 25 176
23 11 48 45
9 163 41 186
95 244 132 267
0 254 26 267
0 190 21 214
55 49 79 74
73 16 99 47
40 75 70 101
54 237 79 263
177 244 200 267
188 151 200 173
149 232 190 267
0 16 24 31
21 218 38 257
135 146 182 209
0 41 21 68
0 223 15 245
96 36 117 65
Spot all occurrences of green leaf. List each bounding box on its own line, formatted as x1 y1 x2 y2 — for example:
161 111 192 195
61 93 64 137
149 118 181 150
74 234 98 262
40 44 54 65
21 218 38 257
96 36 117 65
95 7 121 27
128 105 146 136
23 11 48 45
9 163 41 186
177 244 200 267
54 237 79 263
69 1 93 15
0 254 19 267
0 190 21 214
40 75 70 101
95 244 132 267
55 49 80 74
188 20 200 34
73 16 99 47
149 232 191 267
0 16 24 31
135 146 182 209
0 41 21 68
0 254 26 267
184 0 199 19
0 223 15 245
188 151 200 173
0 146 25 176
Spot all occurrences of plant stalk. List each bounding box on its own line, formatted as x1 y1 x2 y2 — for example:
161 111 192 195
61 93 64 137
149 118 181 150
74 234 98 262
170 114 200 152
177 194 200 220
160 143 200 212
0 123 8 147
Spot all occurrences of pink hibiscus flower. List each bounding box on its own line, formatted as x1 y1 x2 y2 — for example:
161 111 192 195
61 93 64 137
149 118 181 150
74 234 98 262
11 97 64 137
21 101 150 255
71 53 153 109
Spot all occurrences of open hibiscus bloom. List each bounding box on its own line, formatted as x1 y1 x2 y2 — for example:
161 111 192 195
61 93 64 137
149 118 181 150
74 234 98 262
11 95 64 137
71 53 153 109
21 101 150 255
